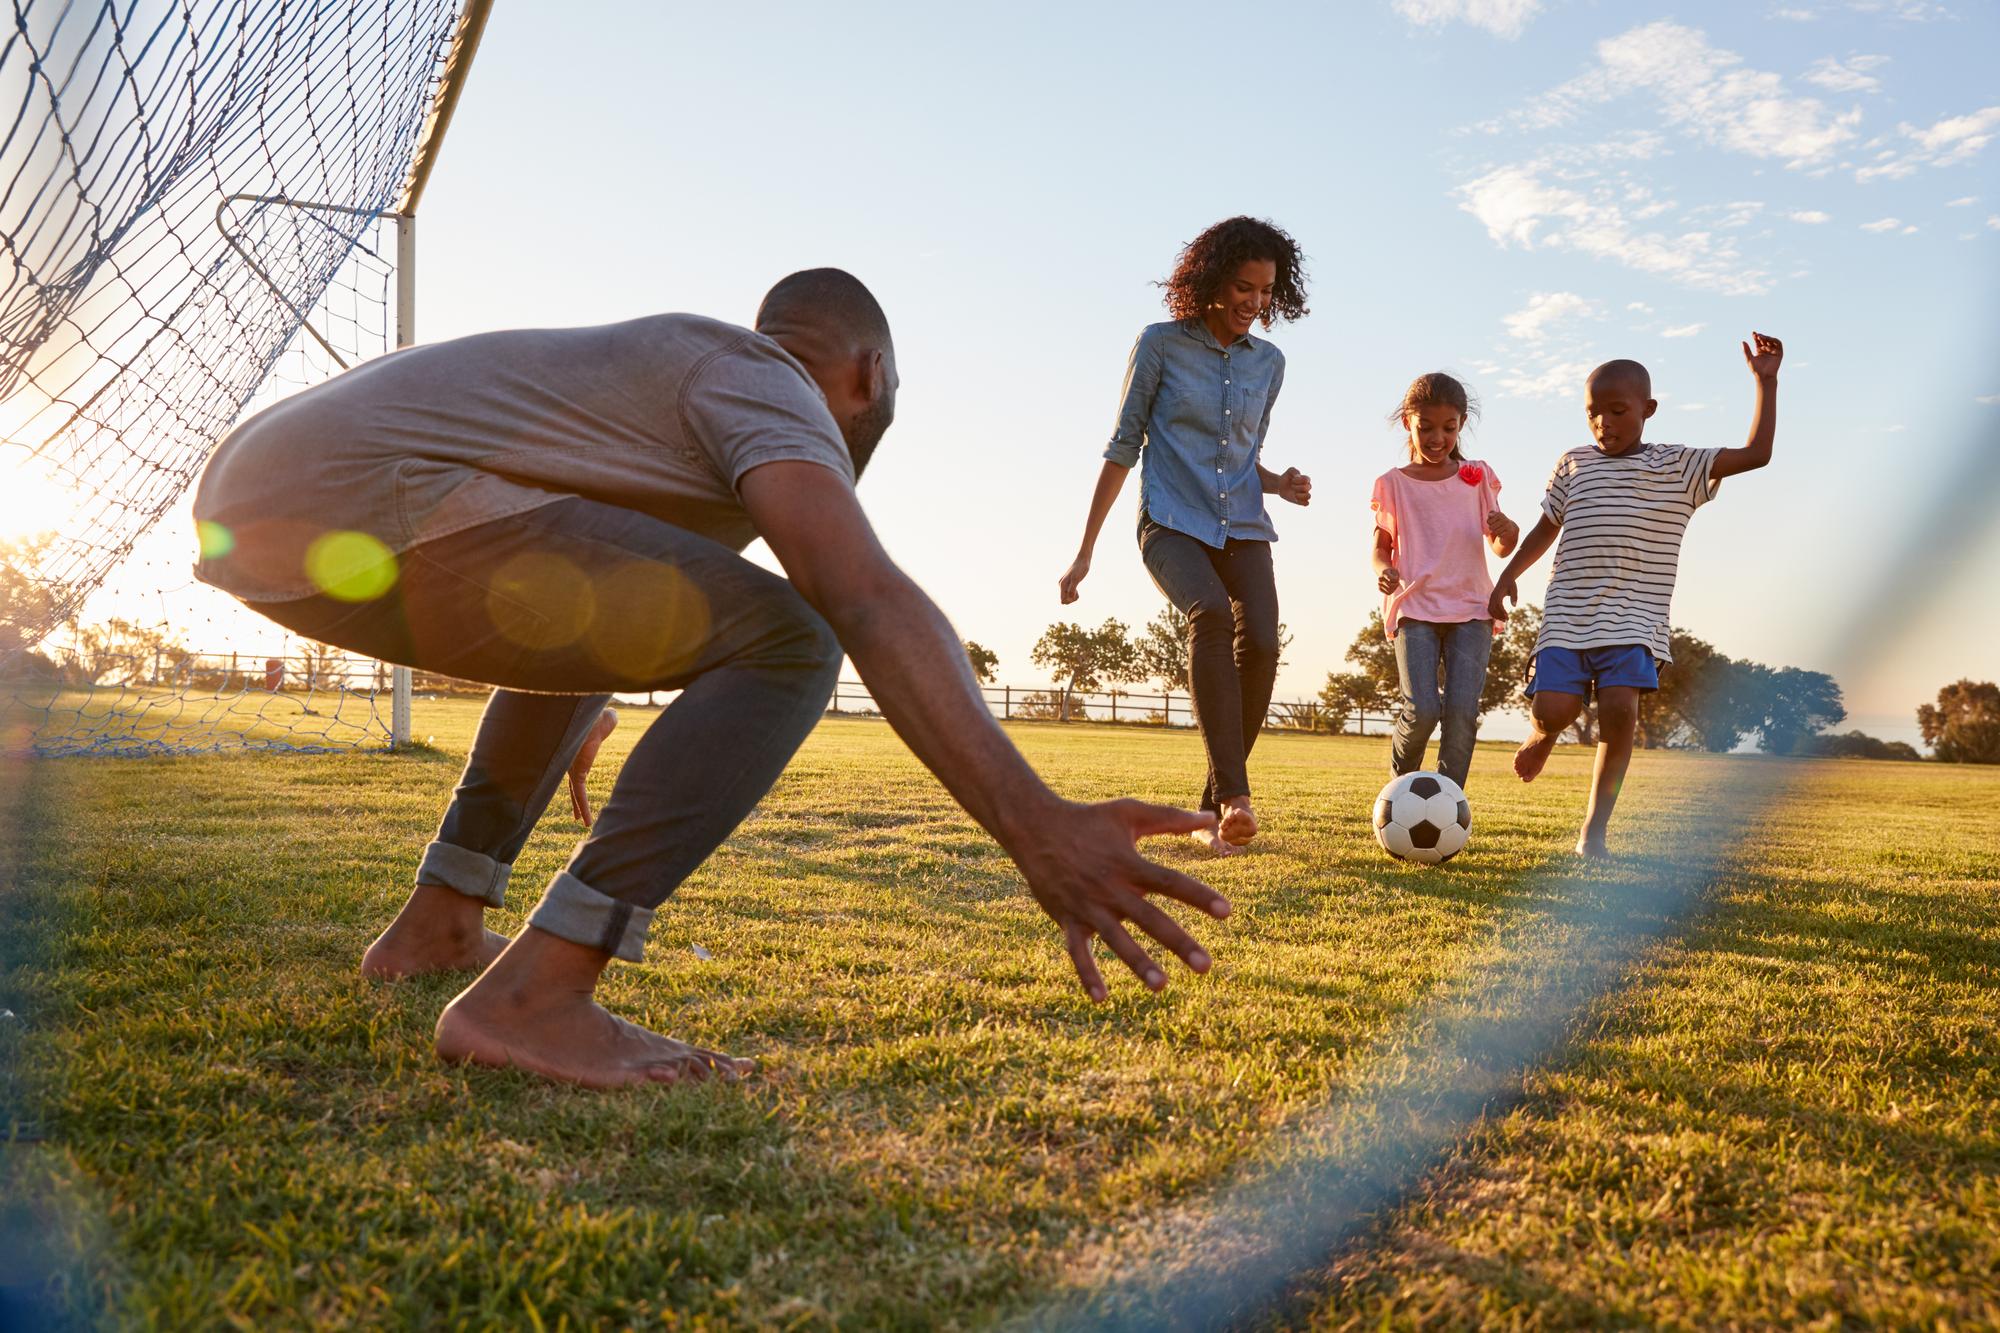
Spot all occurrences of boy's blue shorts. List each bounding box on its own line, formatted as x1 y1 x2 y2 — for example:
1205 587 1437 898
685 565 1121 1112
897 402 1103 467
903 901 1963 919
1527 644 1658 698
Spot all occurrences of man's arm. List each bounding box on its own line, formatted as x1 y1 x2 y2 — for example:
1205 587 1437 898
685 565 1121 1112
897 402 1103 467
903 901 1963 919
739 461 1230 1000
1710 331 1782 482
1488 514 1560 621
1258 463 1311 505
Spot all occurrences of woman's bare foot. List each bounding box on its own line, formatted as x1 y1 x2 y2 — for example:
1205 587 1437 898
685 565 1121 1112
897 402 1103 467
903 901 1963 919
433 929 751 1090
567 706 620 826
1574 832 1611 858
1514 731 1558 782
361 883 510 980
1190 824 1241 857
1218 797 1258 847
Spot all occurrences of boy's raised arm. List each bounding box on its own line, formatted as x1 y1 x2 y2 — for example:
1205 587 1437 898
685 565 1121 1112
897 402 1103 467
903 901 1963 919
1711 331 1783 482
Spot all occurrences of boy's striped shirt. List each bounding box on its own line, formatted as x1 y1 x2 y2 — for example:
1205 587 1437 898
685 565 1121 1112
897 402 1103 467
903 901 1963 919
1536 441 1722 663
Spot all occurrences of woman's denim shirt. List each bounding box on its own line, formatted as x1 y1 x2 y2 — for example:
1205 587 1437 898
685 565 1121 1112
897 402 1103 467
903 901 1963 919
1103 318 1285 548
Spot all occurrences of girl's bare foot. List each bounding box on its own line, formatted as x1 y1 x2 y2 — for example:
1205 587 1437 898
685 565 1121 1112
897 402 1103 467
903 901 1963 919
361 883 510 980
1514 732 1558 782
1218 797 1258 846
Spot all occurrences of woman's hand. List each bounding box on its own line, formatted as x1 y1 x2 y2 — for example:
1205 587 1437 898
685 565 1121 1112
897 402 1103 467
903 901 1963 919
1277 467 1312 507
1377 564 1402 595
1058 554 1091 604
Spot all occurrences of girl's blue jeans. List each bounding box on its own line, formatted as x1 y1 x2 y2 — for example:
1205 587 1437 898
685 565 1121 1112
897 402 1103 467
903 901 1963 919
1390 618 1492 789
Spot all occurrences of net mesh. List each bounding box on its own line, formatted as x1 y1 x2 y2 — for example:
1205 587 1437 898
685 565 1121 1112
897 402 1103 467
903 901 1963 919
1 0 471 755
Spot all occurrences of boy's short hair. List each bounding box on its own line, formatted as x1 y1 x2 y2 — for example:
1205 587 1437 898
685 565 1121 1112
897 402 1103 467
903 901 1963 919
1587 359 1652 397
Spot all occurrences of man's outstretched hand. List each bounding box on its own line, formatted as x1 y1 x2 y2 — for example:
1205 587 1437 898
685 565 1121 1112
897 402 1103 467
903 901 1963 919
1010 799 1232 1001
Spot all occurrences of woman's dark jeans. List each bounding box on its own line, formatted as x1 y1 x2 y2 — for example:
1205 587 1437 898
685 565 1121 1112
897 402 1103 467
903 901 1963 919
1138 520 1279 813
246 497 841 962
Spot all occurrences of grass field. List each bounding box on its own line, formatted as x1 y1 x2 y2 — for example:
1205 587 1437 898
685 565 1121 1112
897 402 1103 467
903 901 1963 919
1 700 1995 1329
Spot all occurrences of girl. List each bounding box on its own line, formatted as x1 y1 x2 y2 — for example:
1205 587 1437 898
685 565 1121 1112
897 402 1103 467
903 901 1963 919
1370 373 1519 790
1057 216 1313 856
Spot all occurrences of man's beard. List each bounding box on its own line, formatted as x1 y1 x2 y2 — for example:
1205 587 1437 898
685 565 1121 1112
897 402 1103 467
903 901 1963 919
844 393 893 477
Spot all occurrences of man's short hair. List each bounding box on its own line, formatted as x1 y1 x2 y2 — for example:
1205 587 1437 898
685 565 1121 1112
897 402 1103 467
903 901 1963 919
755 268 891 349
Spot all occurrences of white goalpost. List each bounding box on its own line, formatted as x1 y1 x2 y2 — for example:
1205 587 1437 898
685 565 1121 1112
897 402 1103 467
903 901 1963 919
0 0 494 756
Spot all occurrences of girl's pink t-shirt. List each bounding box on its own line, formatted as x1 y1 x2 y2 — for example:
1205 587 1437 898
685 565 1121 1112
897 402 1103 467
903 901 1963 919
1371 460 1504 639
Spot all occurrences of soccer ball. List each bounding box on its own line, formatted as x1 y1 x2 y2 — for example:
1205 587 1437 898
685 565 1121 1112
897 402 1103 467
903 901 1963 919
1372 771 1472 864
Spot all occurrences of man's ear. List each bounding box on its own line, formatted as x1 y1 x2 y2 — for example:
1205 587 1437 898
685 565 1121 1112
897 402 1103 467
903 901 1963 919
855 348 884 403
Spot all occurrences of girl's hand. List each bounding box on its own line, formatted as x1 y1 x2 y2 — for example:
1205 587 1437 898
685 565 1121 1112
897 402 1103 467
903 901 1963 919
1058 555 1090 604
1377 564 1402 595
1278 467 1312 507
1488 573 1518 622
1485 511 1519 547
1742 330 1783 381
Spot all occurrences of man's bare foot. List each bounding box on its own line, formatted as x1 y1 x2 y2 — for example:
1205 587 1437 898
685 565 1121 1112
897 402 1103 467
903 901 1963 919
567 706 620 826
1190 824 1241 857
1574 833 1611 858
1514 732 1558 782
434 930 750 1090
1218 797 1258 847
361 883 510 981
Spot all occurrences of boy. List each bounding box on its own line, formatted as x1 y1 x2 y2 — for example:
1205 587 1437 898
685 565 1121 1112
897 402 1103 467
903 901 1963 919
1489 332 1783 856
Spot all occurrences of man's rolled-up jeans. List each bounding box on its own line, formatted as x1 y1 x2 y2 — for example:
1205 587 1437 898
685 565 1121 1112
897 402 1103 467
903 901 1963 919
242 497 842 962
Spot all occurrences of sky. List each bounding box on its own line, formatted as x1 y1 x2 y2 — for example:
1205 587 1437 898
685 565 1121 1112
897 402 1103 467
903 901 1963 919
43 0 2000 744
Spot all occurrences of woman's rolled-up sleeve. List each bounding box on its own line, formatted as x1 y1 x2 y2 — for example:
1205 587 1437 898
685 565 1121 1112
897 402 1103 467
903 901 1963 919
1103 328 1164 468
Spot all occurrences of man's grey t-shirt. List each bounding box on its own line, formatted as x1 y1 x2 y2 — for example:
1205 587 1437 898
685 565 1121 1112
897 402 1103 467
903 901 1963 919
192 314 856 602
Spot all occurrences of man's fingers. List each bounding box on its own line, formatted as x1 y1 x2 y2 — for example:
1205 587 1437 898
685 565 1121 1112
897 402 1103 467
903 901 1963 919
1133 856 1231 919
1091 915 1166 991
1116 799 1216 839
1121 895 1211 973
1064 920 1108 1001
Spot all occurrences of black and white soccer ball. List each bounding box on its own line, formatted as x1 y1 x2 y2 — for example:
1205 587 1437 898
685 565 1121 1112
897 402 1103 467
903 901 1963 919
1372 771 1472 864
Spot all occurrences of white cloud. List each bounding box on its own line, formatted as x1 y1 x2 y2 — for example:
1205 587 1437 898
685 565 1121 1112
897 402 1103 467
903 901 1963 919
1458 162 1772 294
1678 403 1712 411
1804 54 1889 93
1860 216 1903 231
1902 223 1919 233
1883 424 1908 433
1772 6 1817 18
1977 394 2000 405
1662 323 1706 337
1511 22 1861 168
1857 105 2000 181
1946 196 1978 206
1989 215 2000 230
1393 0 1544 38
1788 209 1832 222
1503 291 1598 341
1495 358 1596 400
1627 302 1654 313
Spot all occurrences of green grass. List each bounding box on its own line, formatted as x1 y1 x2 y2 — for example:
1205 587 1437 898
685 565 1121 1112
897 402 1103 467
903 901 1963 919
0 703 1994 1328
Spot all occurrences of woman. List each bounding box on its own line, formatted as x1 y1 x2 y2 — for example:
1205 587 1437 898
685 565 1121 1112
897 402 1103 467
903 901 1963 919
1058 216 1312 855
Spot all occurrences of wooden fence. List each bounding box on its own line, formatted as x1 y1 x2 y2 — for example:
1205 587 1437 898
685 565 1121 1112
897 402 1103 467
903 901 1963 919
825 680 1390 736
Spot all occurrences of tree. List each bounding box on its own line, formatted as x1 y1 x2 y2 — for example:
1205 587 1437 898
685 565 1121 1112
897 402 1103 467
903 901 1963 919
1750 666 1845 756
1316 670 1384 734
1135 604 1190 694
1804 730 1923 761
1 534 58 661
1917 679 2000 764
963 640 999 684
1481 605 1540 718
1343 611 1399 715
69 618 191 686
1645 631 1761 753
1030 619 1140 721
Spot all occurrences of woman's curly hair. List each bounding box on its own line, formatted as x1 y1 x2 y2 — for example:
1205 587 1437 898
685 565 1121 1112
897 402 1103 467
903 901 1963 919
1159 216 1310 328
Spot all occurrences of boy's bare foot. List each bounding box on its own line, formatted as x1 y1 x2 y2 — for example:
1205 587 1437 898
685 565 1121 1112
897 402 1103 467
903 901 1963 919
361 883 510 980
1218 797 1258 847
1514 732 1558 782
434 930 751 1090
1574 833 1611 858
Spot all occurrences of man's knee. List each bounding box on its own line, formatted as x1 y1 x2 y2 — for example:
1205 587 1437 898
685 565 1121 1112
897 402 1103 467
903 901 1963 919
758 585 842 682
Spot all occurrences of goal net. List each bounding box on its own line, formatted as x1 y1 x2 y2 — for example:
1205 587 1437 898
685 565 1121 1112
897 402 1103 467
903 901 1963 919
0 0 487 756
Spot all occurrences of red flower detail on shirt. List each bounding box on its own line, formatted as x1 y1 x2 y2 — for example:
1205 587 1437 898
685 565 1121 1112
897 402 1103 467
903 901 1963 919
1458 464 1484 486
